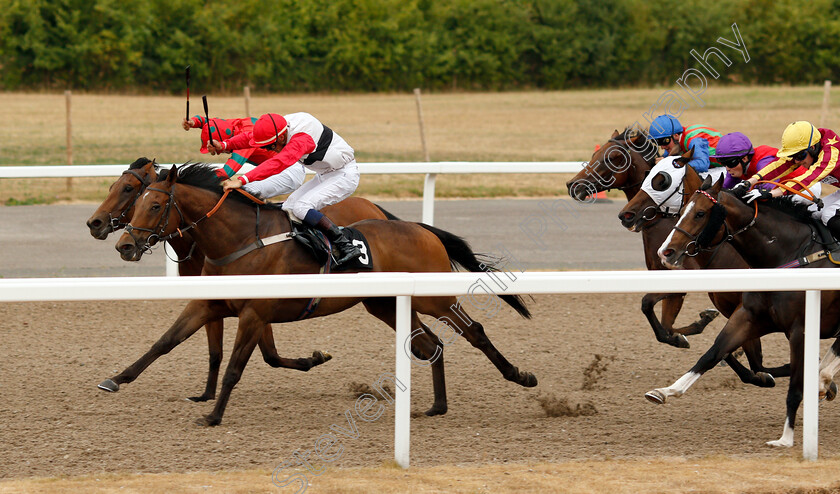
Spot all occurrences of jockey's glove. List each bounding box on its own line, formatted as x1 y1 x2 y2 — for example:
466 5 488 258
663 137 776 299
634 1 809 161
730 181 750 199
743 188 772 204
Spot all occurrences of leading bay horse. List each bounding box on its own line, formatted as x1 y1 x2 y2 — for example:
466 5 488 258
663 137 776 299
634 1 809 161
109 164 536 426
86 157 395 401
617 155 787 386
652 167 840 447
565 129 719 348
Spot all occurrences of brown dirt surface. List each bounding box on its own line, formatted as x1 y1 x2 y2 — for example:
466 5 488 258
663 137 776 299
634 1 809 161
1 291 838 486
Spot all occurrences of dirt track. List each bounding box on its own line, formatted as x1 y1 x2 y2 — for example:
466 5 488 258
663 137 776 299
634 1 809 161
1 200 838 480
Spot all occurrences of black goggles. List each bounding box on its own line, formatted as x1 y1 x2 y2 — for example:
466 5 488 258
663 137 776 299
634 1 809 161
718 156 744 169
791 149 810 162
654 137 672 146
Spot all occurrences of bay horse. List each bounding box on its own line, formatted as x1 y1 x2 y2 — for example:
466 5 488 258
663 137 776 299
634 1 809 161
652 166 840 447
86 157 395 402
617 155 787 386
565 129 719 348
109 164 536 426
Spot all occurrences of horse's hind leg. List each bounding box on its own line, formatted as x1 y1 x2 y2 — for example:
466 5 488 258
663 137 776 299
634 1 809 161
362 298 447 416
641 293 690 348
99 299 225 393
258 323 333 371
741 337 790 379
187 319 224 402
424 299 537 388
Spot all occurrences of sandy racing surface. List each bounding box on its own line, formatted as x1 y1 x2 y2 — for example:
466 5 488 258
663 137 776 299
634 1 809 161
1 199 838 480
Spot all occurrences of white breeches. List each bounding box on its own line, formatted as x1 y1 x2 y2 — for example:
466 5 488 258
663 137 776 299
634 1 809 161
282 161 360 221
242 164 306 199
811 186 840 225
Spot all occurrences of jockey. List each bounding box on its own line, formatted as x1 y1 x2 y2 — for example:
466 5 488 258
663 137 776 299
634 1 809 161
182 115 305 194
720 132 820 204
735 121 840 236
648 115 723 173
209 112 362 266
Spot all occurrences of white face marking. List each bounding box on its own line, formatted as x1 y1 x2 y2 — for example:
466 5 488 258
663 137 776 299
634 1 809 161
142 191 151 200
658 201 696 259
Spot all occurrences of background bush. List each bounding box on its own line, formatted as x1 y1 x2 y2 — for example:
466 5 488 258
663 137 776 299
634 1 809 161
0 0 837 93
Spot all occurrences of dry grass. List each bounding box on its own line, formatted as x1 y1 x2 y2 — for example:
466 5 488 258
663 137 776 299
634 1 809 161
1 86 838 204
3 457 840 493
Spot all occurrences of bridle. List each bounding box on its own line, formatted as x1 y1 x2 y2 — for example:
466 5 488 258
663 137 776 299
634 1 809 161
124 182 238 258
603 136 657 192
671 189 757 259
108 169 153 231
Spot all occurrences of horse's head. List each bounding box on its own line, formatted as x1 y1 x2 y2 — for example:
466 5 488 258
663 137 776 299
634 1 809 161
657 165 727 269
115 165 181 261
617 149 693 232
86 158 158 239
565 127 658 202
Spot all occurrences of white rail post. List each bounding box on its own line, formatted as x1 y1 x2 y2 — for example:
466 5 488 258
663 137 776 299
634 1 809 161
165 244 179 277
395 295 412 468
422 173 436 225
803 289 821 460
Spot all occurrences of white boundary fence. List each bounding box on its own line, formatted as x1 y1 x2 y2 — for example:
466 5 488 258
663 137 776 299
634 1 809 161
0 161 583 226
1 161 584 276
0 269 835 465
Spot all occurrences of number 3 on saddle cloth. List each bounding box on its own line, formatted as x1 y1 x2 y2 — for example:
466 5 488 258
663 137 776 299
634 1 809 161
291 222 373 272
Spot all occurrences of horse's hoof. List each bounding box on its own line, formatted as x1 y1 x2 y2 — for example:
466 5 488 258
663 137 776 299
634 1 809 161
186 394 213 402
424 404 448 416
313 350 332 365
699 309 720 322
97 379 120 393
673 334 690 349
827 381 837 402
766 439 793 448
756 372 776 388
645 389 666 404
521 372 538 388
195 415 221 427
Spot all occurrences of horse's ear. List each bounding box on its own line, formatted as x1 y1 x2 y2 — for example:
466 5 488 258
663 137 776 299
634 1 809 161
167 165 178 183
711 174 724 195
682 165 702 203
674 147 694 168
611 129 620 139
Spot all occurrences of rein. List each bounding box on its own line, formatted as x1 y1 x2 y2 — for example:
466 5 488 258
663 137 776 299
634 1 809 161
755 178 820 203
671 189 758 258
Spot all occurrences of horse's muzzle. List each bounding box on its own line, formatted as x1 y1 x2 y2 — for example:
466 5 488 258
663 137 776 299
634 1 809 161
115 234 143 262
657 246 685 269
86 216 113 240
566 180 596 202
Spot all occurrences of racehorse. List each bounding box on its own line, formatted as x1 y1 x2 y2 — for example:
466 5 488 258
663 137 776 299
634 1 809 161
652 167 840 447
86 157 395 402
108 164 537 426
617 155 787 386
565 129 719 348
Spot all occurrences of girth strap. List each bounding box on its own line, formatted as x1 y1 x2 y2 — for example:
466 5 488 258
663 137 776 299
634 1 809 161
204 232 294 266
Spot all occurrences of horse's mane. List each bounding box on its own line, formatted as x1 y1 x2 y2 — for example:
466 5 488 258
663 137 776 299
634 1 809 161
717 184 815 224
613 126 657 162
128 157 169 179
154 163 282 208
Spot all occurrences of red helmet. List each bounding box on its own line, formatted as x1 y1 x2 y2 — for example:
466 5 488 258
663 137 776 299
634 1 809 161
249 113 288 147
199 118 233 154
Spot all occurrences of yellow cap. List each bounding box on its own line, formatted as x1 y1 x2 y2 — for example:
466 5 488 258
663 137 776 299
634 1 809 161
778 121 821 157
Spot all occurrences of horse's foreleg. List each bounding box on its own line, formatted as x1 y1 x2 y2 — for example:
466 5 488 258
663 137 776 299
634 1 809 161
722 341 776 388
768 328 804 448
641 293 689 348
187 319 224 402
646 309 759 404
197 309 264 427
99 299 222 393
817 342 840 401
257 323 332 371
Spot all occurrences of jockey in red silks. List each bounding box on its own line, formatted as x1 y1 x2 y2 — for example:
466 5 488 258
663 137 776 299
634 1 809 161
208 112 362 266
719 131 820 205
735 121 840 235
182 115 305 194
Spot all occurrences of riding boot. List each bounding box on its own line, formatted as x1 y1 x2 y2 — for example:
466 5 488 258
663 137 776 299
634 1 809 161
315 216 362 266
827 215 840 245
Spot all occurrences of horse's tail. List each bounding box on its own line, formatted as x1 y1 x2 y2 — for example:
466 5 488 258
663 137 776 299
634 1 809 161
417 223 532 319
374 203 401 220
